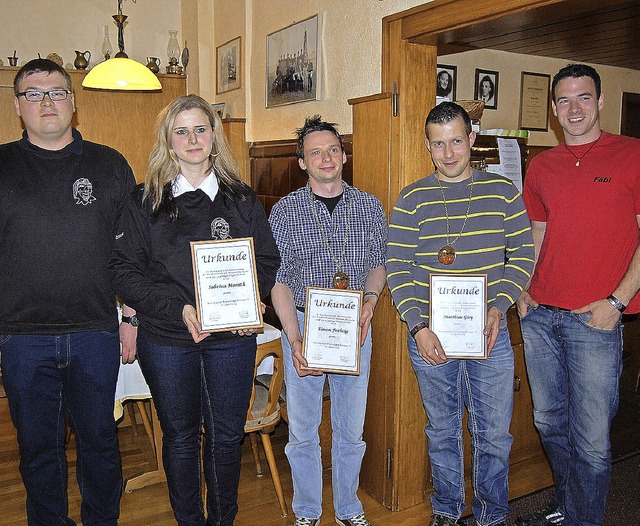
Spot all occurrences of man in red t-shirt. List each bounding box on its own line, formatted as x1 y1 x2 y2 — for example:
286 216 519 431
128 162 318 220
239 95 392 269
516 64 640 526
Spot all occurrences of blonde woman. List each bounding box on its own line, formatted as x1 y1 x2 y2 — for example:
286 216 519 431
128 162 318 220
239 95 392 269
109 95 280 525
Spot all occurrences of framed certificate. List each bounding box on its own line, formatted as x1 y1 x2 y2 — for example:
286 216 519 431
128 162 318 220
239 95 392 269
190 238 263 333
429 274 487 359
519 71 551 131
302 287 362 375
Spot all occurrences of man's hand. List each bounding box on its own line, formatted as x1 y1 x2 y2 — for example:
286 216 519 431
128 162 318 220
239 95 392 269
289 338 323 377
414 327 447 365
182 304 211 343
574 299 621 330
484 306 502 356
359 300 375 347
119 322 137 364
516 290 538 318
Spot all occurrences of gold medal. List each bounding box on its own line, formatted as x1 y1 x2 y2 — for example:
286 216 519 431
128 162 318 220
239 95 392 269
438 245 456 265
332 272 349 289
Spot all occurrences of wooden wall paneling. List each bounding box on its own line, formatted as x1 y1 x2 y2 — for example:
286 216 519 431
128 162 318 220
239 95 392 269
71 71 186 182
221 118 249 185
0 67 24 143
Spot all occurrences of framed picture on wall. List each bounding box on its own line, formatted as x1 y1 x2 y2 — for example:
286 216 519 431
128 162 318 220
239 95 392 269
436 64 457 103
212 102 226 120
519 71 551 131
217 36 241 94
266 14 322 108
474 69 499 110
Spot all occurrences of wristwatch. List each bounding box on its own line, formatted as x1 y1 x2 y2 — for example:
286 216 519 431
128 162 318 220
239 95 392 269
121 315 140 327
410 322 428 337
606 295 627 313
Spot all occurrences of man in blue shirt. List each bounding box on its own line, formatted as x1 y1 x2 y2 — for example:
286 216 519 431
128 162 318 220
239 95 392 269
269 115 387 526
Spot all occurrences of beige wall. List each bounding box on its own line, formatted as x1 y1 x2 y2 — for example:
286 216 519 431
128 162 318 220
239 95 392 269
4 1 638 147
244 0 428 141
0 0 181 71
440 48 640 146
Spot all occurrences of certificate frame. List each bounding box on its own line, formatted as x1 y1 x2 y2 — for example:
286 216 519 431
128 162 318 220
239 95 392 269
190 238 263 333
429 274 487 359
519 71 551 131
302 287 362 375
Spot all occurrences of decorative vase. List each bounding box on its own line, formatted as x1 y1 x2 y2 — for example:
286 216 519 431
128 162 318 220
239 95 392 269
74 50 91 70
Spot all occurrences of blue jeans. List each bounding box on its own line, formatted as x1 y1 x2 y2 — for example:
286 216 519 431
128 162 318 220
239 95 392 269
282 310 372 520
0 331 122 526
521 306 623 526
408 326 514 526
136 335 256 526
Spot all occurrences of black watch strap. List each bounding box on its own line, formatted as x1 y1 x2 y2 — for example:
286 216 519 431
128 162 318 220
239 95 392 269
410 322 428 337
606 294 627 313
121 315 140 327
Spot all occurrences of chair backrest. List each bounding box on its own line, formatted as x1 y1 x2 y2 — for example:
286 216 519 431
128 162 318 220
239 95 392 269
245 338 284 433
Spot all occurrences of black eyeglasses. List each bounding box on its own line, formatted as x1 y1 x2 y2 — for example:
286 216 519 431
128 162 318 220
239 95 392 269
17 89 71 102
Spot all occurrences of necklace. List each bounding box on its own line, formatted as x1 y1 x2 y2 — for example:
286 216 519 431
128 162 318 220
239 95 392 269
309 184 352 289
435 172 474 265
564 132 603 167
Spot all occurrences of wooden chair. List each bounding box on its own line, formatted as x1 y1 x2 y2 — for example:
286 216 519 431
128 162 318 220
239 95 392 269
245 337 288 517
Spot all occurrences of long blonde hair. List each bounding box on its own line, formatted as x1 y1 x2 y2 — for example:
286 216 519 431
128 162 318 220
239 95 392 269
144 94 244 216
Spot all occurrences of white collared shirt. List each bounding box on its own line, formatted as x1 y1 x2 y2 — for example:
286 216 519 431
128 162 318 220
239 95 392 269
172 172 219 201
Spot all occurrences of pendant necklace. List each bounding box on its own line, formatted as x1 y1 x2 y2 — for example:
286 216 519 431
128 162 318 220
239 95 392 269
309 185 352 289
435 172 474 265
564 132 603 167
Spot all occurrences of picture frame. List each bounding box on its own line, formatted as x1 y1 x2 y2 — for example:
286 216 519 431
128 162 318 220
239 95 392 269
475 68 499 110
436 64 457 103
302 287 362 375
266 14 321 108
212 102 226 120
519 71 551 131
216 36 241 94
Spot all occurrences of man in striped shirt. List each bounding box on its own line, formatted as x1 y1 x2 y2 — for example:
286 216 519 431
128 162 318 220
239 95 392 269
386 102 534 526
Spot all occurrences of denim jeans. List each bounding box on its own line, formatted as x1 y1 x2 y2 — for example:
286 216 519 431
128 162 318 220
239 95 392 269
0 331 122 526
136 335 256 526
282 310 372 520
408 326 514 526
521 306 623 526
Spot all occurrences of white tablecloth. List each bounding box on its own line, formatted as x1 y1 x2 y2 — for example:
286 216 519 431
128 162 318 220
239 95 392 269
114 324 281 419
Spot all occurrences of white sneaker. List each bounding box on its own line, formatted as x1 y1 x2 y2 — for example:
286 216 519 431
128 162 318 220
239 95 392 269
335 514 372 526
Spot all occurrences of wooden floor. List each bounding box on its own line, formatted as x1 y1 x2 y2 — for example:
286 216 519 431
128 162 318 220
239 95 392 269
0 395 558 526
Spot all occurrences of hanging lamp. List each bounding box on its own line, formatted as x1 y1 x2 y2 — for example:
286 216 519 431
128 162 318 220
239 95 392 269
82 58 161 91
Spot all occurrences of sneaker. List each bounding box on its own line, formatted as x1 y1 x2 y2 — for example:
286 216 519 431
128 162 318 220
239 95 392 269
336 514 372 526
429 514 459 526
515 497 564 526
293 519 320 526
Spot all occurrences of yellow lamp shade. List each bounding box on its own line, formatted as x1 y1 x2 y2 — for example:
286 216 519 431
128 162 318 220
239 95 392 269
82 58 162 91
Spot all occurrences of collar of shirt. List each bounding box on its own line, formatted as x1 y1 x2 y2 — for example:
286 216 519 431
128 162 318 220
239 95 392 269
172 171 219 201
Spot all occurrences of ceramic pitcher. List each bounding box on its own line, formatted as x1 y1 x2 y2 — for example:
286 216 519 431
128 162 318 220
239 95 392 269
74 50 91 70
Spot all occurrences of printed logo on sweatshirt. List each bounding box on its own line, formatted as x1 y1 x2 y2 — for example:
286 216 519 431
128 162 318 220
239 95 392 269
211 218 230 240
73 178 96 205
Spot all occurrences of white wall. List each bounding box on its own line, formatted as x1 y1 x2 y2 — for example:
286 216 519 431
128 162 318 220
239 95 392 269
244 0 428 141
0 1 181 71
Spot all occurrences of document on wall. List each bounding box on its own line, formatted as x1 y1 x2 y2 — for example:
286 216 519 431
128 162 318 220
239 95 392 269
496 138 523 192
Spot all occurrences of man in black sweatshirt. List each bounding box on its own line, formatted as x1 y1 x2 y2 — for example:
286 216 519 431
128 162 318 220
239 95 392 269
0 58 136 526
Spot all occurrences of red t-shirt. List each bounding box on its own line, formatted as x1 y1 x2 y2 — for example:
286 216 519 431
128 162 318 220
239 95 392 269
523 131 640 313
